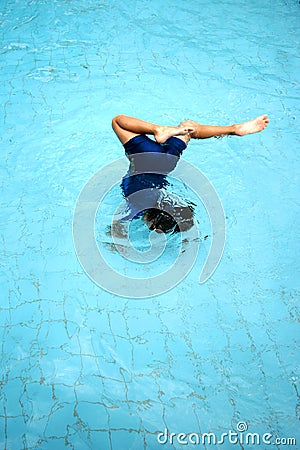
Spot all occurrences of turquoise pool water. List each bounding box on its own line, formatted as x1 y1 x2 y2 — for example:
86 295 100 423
1 0 299 449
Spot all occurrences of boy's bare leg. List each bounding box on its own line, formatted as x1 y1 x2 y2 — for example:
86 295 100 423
180 114 269 139
112 114 269 145
112 114 195 145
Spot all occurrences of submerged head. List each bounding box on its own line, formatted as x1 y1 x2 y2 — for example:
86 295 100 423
142 203 195 234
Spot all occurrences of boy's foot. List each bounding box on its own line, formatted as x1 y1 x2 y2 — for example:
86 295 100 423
154 125 195 144
234 114 269 136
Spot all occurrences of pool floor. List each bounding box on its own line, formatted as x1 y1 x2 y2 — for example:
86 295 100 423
1 0 300 449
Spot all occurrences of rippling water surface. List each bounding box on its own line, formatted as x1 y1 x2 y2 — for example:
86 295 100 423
1 0 299 449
